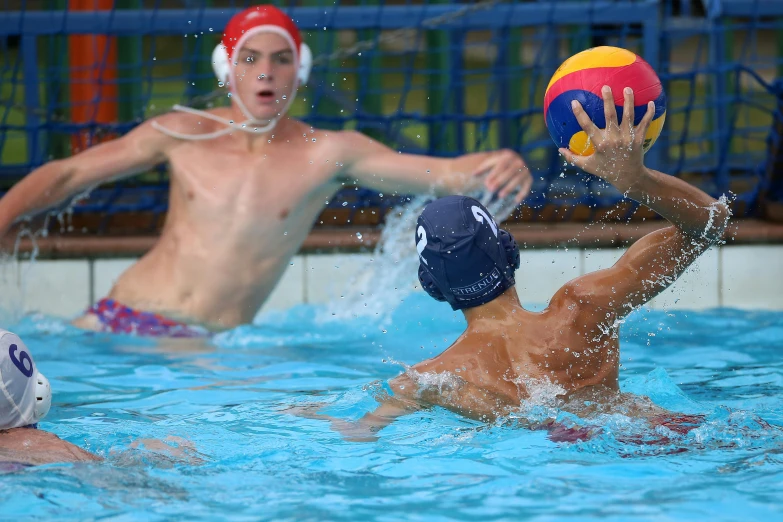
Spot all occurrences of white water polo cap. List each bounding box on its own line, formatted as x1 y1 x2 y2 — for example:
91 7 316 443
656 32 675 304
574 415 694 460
0 329 51 430
151 5 312 140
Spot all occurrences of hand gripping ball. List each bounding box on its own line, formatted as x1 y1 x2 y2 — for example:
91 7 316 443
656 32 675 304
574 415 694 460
544 46 667 156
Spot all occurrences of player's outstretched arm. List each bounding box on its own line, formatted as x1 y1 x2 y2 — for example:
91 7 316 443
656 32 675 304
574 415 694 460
336 131 532 203
553 86 730 319
0 117 175 237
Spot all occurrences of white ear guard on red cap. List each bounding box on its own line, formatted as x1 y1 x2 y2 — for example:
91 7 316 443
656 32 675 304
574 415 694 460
211 39 312 86
152 27 311 140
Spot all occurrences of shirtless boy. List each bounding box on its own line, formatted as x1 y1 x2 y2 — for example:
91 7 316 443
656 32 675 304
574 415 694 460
0 5 531 336
307 86 730 440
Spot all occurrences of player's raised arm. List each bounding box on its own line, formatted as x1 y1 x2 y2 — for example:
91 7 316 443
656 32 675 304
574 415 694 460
0 117 176 237
554 86 730 319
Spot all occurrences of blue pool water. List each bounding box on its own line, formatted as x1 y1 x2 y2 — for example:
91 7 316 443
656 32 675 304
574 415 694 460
1 295 782 520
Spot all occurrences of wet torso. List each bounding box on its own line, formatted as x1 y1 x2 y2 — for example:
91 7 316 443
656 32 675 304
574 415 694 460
390 289 621 421
101 115 346 330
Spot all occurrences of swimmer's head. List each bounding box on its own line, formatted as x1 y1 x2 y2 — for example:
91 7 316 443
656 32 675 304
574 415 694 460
0 329 52 430
416 196 520 311
213 5 312 126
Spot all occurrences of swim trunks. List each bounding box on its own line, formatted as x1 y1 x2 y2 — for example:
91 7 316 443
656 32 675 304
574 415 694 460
0 461 33 473
87 298 209 338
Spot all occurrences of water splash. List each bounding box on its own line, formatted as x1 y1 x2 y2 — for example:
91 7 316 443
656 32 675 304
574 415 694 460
0 189 90 325
405 366 466 396
317 189 520 324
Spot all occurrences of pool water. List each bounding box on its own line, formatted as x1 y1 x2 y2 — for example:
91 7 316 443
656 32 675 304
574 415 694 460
1 295 782 520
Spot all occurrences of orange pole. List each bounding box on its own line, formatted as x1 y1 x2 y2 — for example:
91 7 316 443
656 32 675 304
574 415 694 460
68 0 118 153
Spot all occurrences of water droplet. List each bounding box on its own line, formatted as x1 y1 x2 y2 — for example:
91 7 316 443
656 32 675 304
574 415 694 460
356 232 363 240
209 27 213 32
341 201 348 207
311 138 316 142
282 95 287 100
283 231 288 236
218 81 224 87
227 93 232 98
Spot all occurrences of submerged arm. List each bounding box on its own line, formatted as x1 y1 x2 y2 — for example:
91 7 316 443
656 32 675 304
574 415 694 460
295 375 421 442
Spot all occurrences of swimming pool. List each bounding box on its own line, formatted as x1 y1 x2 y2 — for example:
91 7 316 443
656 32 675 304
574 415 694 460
1 295 782 520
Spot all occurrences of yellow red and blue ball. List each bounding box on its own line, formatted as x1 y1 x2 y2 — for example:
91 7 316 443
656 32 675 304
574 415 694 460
544 46 667 156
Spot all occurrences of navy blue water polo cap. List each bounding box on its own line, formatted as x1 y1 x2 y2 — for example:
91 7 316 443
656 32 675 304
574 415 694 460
415 196 520 311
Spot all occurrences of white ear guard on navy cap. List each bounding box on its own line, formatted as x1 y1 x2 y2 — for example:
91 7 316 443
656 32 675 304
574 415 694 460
0 329 51 430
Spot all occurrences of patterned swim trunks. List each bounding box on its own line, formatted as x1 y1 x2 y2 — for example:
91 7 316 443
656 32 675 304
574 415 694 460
87 298 210 338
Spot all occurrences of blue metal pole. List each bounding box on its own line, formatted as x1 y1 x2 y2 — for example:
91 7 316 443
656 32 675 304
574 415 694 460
710 16 729 194
642 2 662 173
451 30 464 153
496 26 510 150
22 34 41 168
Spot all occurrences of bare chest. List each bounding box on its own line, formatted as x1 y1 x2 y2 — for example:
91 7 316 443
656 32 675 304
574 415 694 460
167 140 338 221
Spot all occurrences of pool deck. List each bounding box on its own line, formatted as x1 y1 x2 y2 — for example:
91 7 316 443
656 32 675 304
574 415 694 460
3 218 783 259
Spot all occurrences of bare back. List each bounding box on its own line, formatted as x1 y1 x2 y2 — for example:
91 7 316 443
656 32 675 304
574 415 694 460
391 286 622 421
384 87 730 423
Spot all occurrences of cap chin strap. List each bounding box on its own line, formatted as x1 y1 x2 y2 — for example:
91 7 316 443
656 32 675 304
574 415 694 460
151 25 307 141
150 83 297 141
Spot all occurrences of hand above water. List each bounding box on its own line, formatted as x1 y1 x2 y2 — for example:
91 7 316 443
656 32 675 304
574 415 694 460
558 85 656 193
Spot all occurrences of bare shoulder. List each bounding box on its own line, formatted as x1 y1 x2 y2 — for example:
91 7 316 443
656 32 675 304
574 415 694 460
147 107 232 139
335 129 385 151
281 125 382 182
404 334 471 377
547 275 590 312
0 429 101 465
313 129 387 160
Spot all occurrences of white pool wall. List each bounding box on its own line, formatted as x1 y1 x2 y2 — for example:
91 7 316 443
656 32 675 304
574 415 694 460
0 244 781 319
